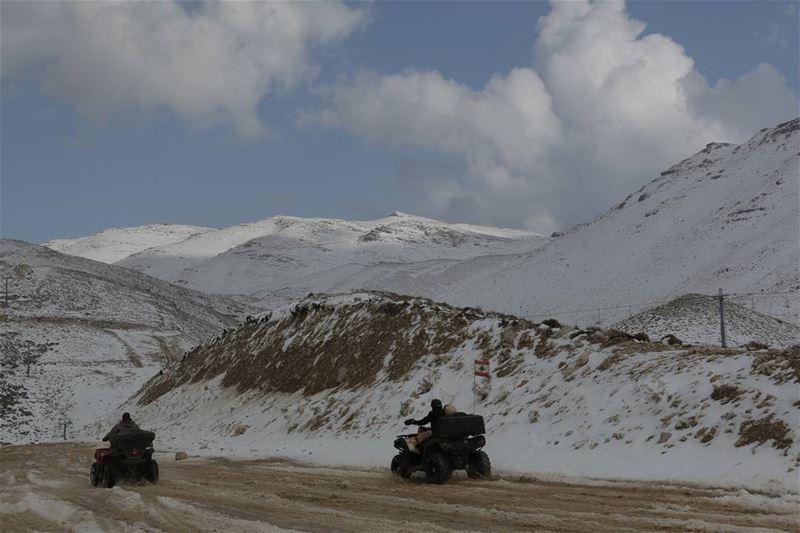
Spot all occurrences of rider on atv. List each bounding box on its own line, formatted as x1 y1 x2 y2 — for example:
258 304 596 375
404 398 445 428
404 398 445 443
103 412 140 442
393 398 490 483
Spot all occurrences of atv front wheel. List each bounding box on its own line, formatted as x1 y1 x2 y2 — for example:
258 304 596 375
391 454 412 479
90 463 99 487
424 452 452 484
466 451 491 479
144 459 159 484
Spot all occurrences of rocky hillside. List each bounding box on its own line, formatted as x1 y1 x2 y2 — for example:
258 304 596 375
119 292 798 491
0 240 253 444
614 294 800 348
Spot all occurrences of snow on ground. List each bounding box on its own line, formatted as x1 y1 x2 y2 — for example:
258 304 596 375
44 224 213 264
5 442 795 532
104 292 800 493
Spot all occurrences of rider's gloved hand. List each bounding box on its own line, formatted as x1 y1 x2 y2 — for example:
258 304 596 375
102 437 108 442
404 419 415 426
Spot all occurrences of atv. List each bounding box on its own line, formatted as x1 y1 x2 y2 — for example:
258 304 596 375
90 430 159 488
391 414 491 484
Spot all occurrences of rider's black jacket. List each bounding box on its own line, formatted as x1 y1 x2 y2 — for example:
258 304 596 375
410 406 445 426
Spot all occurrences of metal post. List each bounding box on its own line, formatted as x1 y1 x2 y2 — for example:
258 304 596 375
718 288 727 348
472 371 476 414
63 421 67 440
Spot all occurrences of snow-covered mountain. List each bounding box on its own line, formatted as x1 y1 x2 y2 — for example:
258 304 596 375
46 119 800 334
44 223 214 264
0 240 252 444
115 292 798 491
396 118 799 326
613 294 800 348
114 212 545 305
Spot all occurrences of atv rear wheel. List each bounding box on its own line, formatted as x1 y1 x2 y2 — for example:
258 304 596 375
90 463 99 487
466 451 491 479
100 465 115 489
391 454 412 479
424 452 452 484
144 459 159 484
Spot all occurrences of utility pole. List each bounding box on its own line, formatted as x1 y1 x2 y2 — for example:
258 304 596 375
718 288 727 348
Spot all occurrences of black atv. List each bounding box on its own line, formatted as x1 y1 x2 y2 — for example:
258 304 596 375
391 414 491 484
90 430 159 488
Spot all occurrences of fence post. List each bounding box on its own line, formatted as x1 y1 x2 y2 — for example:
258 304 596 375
718 288 727 348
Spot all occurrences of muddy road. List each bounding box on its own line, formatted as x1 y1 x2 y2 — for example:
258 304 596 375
1 443 797 532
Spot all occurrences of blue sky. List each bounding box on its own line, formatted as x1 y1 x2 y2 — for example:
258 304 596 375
1 0 798 243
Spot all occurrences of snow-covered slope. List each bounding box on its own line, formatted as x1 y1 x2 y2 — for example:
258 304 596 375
0 240 252 444
114 292 799 491
614 294 800 348
116 212 545 305
44 224 213 264
406 119 799 327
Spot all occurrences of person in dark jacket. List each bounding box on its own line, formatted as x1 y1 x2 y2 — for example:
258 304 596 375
103 412 140 441
404 398 445 428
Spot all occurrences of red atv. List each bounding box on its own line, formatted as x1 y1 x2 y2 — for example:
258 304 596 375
90 430 159 488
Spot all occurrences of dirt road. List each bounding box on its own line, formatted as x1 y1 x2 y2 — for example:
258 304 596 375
1 443 797 532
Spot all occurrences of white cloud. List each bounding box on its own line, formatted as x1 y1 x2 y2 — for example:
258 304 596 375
1 1 365 138
681 64 798 141
314 0 798 231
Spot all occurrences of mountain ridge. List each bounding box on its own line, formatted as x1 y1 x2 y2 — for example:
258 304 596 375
42 118 800 331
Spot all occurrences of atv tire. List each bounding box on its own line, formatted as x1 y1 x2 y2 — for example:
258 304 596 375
144 459 159 484
424 452 452 484
391 454 412 479
100 465 115 489
90 463 99 487
466 451 491 479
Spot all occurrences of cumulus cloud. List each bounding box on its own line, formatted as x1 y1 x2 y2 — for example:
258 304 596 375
681 64 799 141
314 0 798 231
1 0 364 138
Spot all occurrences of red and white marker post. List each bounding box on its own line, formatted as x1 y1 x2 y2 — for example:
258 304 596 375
473 358 490 412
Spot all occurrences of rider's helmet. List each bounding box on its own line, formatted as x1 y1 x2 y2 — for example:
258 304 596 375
431 399 443 410
122 412 131 422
